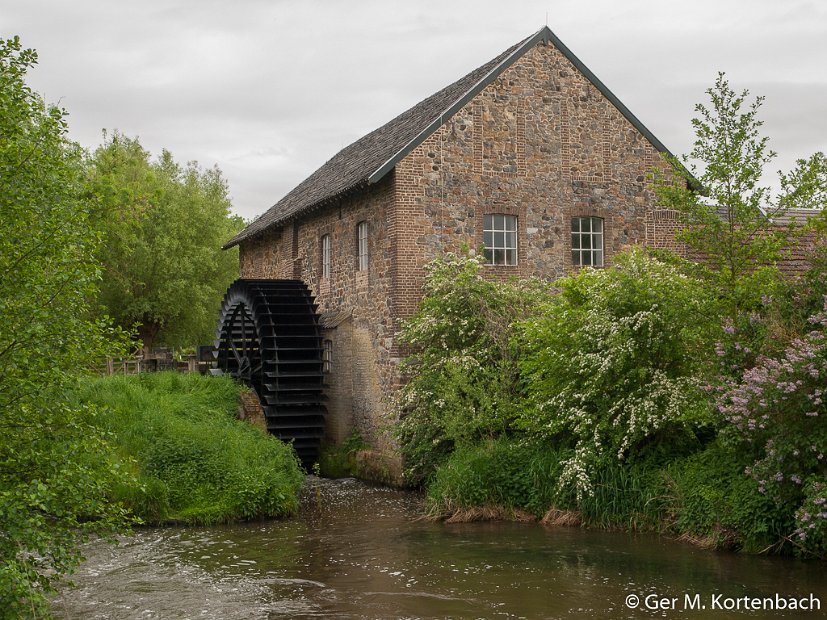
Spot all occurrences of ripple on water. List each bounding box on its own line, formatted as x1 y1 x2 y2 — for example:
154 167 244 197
53 477 827 619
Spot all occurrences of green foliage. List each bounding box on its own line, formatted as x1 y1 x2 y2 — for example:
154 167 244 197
779 152 827 212
715 308 827 556
87 132 245 351
428 438 793 552
654 73 809 316
395 252 548 486
318 432 369 478
74 373 305 524
427 439 561 516
516 248 717 500
0 37 134 618
793 479 827 559
429 439 671 531
666 442 792 553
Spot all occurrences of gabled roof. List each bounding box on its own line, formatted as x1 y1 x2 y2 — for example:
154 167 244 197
225 26 677 249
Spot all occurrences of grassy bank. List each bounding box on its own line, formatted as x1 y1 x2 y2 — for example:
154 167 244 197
426 438 792 553
74 372 304 524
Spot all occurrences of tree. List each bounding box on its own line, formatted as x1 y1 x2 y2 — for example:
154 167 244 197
656 73 824 315
0 37 133 617
87 133 245 353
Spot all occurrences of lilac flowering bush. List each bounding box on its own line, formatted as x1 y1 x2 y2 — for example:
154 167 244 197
794 480 827 557
718 311 827 556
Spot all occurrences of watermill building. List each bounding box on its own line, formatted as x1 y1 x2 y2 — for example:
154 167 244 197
219 26 690 468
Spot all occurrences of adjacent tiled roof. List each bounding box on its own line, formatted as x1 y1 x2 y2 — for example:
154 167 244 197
225 26 678 249
767 208 823 226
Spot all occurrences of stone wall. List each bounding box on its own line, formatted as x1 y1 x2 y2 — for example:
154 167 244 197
391 40 675 318
240 176 398 450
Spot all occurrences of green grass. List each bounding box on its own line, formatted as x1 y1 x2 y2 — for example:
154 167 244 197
426 437 795 552
73 372 304 524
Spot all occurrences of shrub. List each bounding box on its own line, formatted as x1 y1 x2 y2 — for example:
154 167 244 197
666 442 792 552
717 311 827 556
396 252 548 486
793 479 827 559
516 248 718 501
427 439 561 516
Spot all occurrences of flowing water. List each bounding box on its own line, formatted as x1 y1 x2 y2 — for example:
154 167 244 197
53 478 826 619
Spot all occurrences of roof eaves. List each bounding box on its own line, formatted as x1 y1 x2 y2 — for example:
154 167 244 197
222 179 371 250
366 27 552 186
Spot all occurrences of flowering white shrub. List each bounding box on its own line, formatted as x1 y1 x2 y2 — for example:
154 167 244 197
517 248 717 501
396 252 548 485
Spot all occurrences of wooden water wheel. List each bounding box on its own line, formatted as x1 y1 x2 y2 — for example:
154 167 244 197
214 279 326 466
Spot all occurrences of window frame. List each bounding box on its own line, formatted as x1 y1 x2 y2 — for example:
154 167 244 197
571 216 604 267
322 339 333 373
357 221 368 272
321 234 331 279
482 213 518 266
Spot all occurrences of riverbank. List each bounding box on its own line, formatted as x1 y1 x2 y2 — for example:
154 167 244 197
396 250 827 559
424 437 792 554
74 372 304 524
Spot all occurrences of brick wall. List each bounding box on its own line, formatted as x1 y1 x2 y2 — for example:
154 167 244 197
240 177 399 448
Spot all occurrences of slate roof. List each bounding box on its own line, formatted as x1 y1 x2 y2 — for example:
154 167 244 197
225 26 677 249
767 208 823 226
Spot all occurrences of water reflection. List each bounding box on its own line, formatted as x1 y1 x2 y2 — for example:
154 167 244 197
53 477 827 619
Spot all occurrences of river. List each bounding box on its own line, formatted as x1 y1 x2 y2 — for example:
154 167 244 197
53 477 826 619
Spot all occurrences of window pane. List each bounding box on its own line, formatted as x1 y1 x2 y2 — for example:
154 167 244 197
571 235 580 250
494 214 504 230
505 232 516 250
582 252 592 266
505 215 516 231
594 250 603 267
484 248 493 263
494 231 504 249
572 218 580 233
505 249 516 265
572 250 580 266
494 248 504 265
592 218 603 233
484 214 493 230
582 218 591 233
582 235 591 250
483 230 493 248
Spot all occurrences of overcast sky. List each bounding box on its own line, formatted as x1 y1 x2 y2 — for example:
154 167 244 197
4 0 826 220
